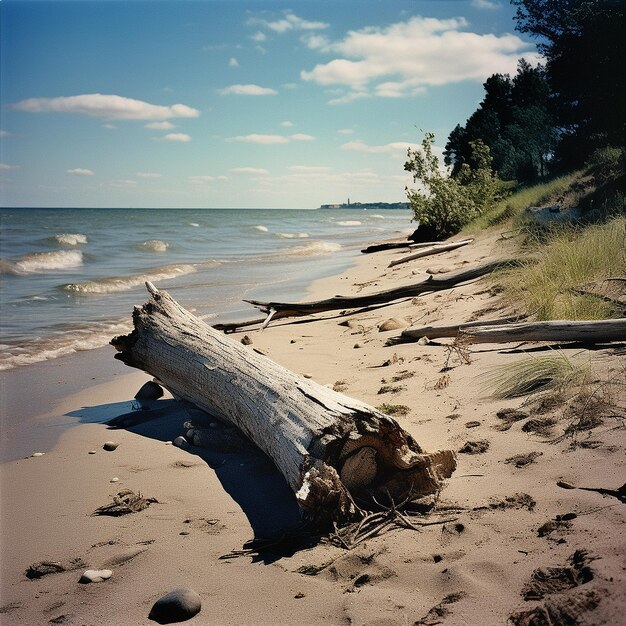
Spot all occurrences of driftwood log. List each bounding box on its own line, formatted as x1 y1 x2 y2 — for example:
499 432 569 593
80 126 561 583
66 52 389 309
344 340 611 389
361 241 411 254
386 315 526 345
111 283 456 526
459 319 626 343
388 239 474 268
214 259 523 333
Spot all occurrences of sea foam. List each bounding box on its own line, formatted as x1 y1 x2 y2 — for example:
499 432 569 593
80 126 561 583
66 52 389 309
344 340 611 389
287 241 342 256
275 232 309 239
62 263 198 294
54 233 88 246
254 225 269 232
337 220 361 226
1 250 84 274
138 240 169 252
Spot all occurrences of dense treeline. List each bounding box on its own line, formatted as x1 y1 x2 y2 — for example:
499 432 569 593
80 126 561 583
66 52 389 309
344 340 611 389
445 0 625 181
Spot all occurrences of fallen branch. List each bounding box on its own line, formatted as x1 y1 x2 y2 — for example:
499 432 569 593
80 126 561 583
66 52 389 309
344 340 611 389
460 318 626 344
386 315 527 345
388 239 473 268
111 283 456 527
361 241 412 254
214 259 523 332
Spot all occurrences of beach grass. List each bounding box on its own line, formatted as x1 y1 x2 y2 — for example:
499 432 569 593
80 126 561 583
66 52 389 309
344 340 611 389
498 217 625 320
462 172 581 234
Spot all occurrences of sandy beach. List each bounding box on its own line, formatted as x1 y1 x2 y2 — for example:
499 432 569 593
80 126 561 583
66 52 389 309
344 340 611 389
1 227 624 626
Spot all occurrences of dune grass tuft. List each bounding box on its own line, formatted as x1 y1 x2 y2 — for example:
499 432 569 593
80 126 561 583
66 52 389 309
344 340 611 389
498 217 625 320
481 352 590 399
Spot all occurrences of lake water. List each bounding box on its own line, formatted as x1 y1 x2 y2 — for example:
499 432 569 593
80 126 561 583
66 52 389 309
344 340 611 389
0 207 413 370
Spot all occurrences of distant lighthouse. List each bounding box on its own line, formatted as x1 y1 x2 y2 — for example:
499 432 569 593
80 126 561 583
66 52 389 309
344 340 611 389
347 198 350 206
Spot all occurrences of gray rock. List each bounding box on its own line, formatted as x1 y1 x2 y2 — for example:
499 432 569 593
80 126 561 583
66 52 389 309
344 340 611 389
149 587 201 623
79 569 112 584
240 335 252 345
134 381 164 408
173 436 188 449
103 441 119 451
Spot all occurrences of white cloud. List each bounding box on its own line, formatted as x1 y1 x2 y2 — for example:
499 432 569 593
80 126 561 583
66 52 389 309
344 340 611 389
229 57 240 67
145 121 175 130
301 16 539 103
230 167 270 175
251 31 267 42
162 133 191 142
67 168 94 176
102 123 117 129
302 34 330 49
188 175 214 183
13 93 200 120
227 134 290 144
290 133 315 142
280 120 294 128
0 163 19 170
341 140 415 156
217 84 278 96
111 179 137 187
338 128 355 134
288 165 331 173
250 11 329 34
0 130 12 137
472 0 501 9
136 172 162 178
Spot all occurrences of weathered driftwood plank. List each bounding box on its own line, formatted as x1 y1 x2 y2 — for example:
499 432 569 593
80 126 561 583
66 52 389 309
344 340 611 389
388 239 474 269
213 259 522 333
386 315 526 345
460 318 626 343
361 241 412 254
111 283 456 526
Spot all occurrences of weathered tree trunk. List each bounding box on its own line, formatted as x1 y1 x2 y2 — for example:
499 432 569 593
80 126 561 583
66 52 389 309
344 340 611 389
213 259 523 333
387 315 527 345
111 283 456 526
388 239 473 268
361 241 411 254
460 319 626 343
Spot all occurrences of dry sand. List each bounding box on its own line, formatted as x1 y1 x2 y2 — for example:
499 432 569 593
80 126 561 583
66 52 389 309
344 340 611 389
1 227 624 625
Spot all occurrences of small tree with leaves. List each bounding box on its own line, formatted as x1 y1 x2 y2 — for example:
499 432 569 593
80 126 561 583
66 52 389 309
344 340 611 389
405 133 498 237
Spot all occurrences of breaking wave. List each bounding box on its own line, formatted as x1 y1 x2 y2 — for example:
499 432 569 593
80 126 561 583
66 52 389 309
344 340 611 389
254 225 269 232
0 319 132 371
54 233 88 246
61 263 199 294
287 241 342 256
275 232 309 239
138 239 169 252
337 220 361 226
1 250 84 274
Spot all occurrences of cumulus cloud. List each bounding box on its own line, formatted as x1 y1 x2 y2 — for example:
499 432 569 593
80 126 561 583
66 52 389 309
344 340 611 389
251 31 267 42
288 165 331 173
280 120 294 128
250 11 329 34
217 84 278 96
301 16 539 103
341 140 415 156
145 121 175 130
338 128 355 134
162 133 191 142
0 162 20 170
227 134 289 144
136 172 162 178
13 93 199 120
230 167 270 175
472 0 501 9
67 168 94 176
226 133 314 144
188 175 214 183
229 57 240 67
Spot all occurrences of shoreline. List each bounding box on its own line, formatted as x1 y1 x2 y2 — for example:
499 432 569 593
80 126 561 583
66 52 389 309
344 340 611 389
1 226 624 625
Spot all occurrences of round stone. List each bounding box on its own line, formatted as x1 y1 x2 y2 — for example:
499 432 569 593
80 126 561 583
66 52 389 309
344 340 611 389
31 452 45 457
149 587 201 623
103 441 119 451
79 569 113 584
173 436 188 449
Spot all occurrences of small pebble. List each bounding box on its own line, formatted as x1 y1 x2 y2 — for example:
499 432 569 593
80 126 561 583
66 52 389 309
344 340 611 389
88 450 97 455
149 587 201 623
173 436 188 449
103 441 119 452
31 452 45 457
353 343 362 349
110 477 119 483
417 336 430 345
165 441 172 445
79 569 113 584
294 592 305 599
179 531 190 536
240 335 252 345
302 373 312 379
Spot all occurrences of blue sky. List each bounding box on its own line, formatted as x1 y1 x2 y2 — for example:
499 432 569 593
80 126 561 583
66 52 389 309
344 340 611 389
0 0 540 208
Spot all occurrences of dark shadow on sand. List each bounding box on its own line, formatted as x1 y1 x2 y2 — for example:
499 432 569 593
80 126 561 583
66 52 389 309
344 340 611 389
68 399 313 564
